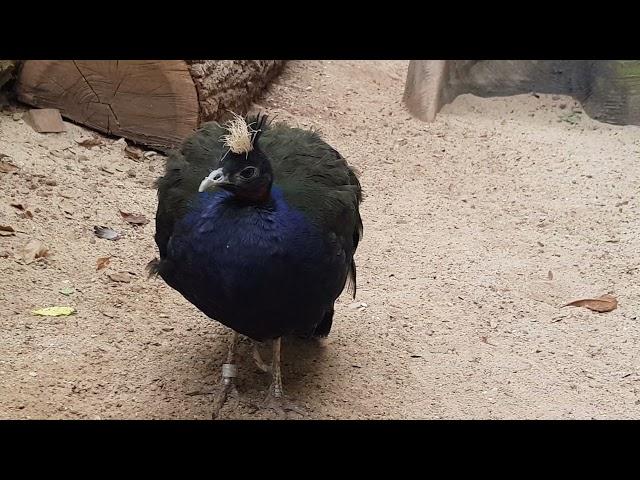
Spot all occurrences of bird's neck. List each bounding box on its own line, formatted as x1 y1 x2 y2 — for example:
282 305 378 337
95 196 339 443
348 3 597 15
229 181 273 206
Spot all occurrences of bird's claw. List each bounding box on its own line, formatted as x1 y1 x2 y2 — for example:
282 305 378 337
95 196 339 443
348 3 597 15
260 388 307 419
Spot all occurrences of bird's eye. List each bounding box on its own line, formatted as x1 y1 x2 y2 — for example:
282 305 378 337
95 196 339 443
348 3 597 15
239 167 258 179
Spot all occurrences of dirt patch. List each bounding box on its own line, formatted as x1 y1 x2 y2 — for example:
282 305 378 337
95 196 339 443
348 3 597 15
1 61 639 419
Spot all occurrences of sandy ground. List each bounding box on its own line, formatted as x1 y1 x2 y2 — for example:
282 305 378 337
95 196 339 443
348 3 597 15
1 60 639 420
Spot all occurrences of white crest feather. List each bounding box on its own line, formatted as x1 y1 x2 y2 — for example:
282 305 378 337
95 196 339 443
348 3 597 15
220 112 259 155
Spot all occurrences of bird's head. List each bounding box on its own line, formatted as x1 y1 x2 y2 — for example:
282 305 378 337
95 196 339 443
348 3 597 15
198 113 273 203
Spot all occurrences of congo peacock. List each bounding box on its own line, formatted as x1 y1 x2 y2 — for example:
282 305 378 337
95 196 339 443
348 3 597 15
149 113 362 417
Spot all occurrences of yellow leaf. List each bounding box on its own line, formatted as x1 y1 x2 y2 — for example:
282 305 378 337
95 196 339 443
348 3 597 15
32 306 76 317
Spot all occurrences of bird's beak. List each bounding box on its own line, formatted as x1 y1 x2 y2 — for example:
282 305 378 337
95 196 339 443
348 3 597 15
198 168 232 192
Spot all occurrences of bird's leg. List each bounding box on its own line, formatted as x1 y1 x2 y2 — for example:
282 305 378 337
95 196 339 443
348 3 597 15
261 337 307 417
211 331 239 419
252 341 271 373
270 337 284 398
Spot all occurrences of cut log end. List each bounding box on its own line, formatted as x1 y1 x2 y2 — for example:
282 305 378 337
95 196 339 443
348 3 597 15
15 60 285 150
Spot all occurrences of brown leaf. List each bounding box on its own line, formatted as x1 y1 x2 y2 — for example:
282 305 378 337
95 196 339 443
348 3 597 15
119 210 149 226
108 272 132 283
96 256 111 271
124 146 143 160
562 294 618 313
19 210 34 219
0 225 15 236
548 270 553 280
21 239 49 264
10 202 25 211
0 158 18 174
76 137 104 148
94 226 121 241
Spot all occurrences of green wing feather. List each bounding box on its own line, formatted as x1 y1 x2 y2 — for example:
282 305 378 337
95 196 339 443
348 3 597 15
154 115 363 295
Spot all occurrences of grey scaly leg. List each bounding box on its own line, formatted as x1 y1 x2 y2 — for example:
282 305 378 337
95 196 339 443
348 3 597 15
261 337 306 417
211 331 239 419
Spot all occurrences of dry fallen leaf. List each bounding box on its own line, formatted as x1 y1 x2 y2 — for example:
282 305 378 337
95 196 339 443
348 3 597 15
124 145 143 160
21 239 49 264
59 287 75 296
32 306 75 316
348 301 368 311
10 202 25 210
0 225 15 236
76 137 104 148
548 270 554 280
96 256 111 271
58 199 76 218
119 210 149 226
562 294 618 313
94 226 121 241
0 157 19 174
108 272 132 283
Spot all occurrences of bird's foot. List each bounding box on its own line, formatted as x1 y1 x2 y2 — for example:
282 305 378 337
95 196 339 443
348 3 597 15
211 363 240 420
259 387 308 419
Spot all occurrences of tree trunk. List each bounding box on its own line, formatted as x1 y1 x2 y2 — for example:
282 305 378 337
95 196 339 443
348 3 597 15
404 60 640 126
187 60 283 123
0 60 16 91
14 60 285 151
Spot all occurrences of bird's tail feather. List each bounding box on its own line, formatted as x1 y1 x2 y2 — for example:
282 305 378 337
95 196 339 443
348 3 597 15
146 258 161 278
313 308 334 337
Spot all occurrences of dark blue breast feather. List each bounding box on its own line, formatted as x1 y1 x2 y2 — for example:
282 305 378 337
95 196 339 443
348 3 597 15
161 187 350 340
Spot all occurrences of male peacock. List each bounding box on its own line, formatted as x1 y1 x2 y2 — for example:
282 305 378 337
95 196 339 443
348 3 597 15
149 113 362 417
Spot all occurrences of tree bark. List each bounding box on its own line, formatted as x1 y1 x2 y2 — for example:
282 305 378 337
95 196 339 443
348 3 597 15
14 60 285 150
187 60 283 123
0 60 16 91
404 60 640 126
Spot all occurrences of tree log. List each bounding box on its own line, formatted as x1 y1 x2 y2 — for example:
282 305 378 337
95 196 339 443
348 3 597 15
14 60 284 150
0 60 16 91
404 60 640 126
